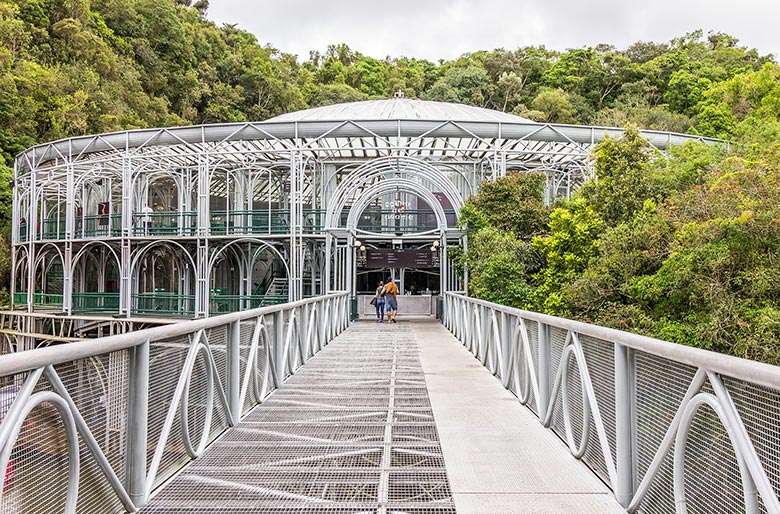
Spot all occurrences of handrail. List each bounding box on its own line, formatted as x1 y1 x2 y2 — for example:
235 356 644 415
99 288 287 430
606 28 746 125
0 292 350 513
451 294 780 390
0 293 345 376
442 292 780 513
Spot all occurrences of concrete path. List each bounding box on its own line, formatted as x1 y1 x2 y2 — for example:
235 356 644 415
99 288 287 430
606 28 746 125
413 320 626 514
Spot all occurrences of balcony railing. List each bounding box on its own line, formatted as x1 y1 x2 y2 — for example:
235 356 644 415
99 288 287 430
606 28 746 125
80 214 122 238
131 293 195 317
31 293 63 308
72 292 120 313
12 291 26 306
26 208 459 241
209 294 288 314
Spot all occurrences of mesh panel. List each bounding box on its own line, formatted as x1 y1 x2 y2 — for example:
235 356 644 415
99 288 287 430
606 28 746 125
147 337 190 487
548 326 567 431
186 353 210 449
146 333 231 489
2 398 70 513
239 320 255 415
725 378 780 510
523 318 539 415
635 353 698 514
1 352 129 514
206 324 228 396
56 355 129 514
682 397 744 514
579 335 616 484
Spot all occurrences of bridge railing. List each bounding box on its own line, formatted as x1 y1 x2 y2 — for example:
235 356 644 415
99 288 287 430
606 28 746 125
0 292 350 513
443 293 780 514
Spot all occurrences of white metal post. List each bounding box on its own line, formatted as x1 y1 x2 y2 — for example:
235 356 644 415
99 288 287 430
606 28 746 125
226 320 241 424
615 343 636 507
125 339 149 508
538 322 552 425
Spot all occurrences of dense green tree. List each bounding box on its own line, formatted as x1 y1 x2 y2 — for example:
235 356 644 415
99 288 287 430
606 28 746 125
527 89 577 123
424 63 493 106
581 125 658 225
464 227 539 308
347 57 386 96
530 199 603 315
461 172 550 237
309 82 368 107
456 172 549 307
567 202 672 329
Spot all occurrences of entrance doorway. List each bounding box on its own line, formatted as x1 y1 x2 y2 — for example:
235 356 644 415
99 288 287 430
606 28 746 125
354 241 441 295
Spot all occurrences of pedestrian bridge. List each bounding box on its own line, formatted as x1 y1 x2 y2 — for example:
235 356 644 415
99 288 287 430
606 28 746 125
0 293 778 513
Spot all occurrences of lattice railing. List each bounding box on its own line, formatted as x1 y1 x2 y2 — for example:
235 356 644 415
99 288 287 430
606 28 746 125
0 292 349 513
443 293 780 514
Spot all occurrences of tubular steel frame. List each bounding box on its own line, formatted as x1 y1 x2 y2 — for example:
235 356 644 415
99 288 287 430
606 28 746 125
10 111 719 320
0 292 349 512
443 292 780 514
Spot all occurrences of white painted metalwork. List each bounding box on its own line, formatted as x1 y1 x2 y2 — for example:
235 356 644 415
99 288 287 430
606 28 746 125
0 292 349 512
10 98 722 321
443 292 780 514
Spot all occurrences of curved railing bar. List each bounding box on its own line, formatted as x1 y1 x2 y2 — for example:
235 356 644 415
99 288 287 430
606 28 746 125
45 366 136 512
626 369 707 512
559 343 592 459
145 329 206 495
487 310 501 377
513 318 540 408
708 373 780 513
0 391 80 513
445 292 780 513
673 393 757 514
180 342 215 459
0 368 44 448
238 315 265 410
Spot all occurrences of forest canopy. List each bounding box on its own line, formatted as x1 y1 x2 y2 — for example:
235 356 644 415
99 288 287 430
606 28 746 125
0 0 778 362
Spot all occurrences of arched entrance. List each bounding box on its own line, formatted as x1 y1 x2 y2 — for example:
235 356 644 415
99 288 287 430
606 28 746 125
324 156 465 317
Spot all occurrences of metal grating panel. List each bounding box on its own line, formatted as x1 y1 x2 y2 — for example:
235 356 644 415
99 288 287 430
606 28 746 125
1 352 130 514
140 321 456 513
634 353 698 514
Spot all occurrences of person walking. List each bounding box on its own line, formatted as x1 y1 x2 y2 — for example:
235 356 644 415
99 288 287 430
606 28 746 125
373 280 386 322
383 279 399 323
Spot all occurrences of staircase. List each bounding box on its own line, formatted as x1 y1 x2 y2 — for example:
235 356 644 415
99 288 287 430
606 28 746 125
265 277 288 296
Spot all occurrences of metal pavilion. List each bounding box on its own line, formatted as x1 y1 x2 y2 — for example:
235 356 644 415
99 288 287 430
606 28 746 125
10 97 718 319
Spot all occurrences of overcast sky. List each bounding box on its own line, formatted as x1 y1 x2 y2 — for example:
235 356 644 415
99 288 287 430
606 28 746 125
206 0 779 62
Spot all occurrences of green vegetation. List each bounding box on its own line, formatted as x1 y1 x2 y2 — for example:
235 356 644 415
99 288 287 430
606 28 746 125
0 1 777 361
461 125 780 364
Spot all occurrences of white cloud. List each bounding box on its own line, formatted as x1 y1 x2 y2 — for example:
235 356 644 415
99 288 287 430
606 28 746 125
206 0 779 61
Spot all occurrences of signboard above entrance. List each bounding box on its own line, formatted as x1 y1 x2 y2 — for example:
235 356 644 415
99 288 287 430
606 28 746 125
365 249 433 268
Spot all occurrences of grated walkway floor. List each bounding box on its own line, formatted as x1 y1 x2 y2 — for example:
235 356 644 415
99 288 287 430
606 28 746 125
141 321 457 514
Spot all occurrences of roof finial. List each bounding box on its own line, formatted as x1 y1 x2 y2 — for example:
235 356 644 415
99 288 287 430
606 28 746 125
393 90 405 98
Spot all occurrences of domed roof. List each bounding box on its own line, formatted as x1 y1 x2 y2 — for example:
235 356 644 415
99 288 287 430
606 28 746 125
266 97 535 124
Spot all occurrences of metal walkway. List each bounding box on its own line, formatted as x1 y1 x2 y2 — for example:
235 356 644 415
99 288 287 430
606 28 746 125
141 321 457 513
